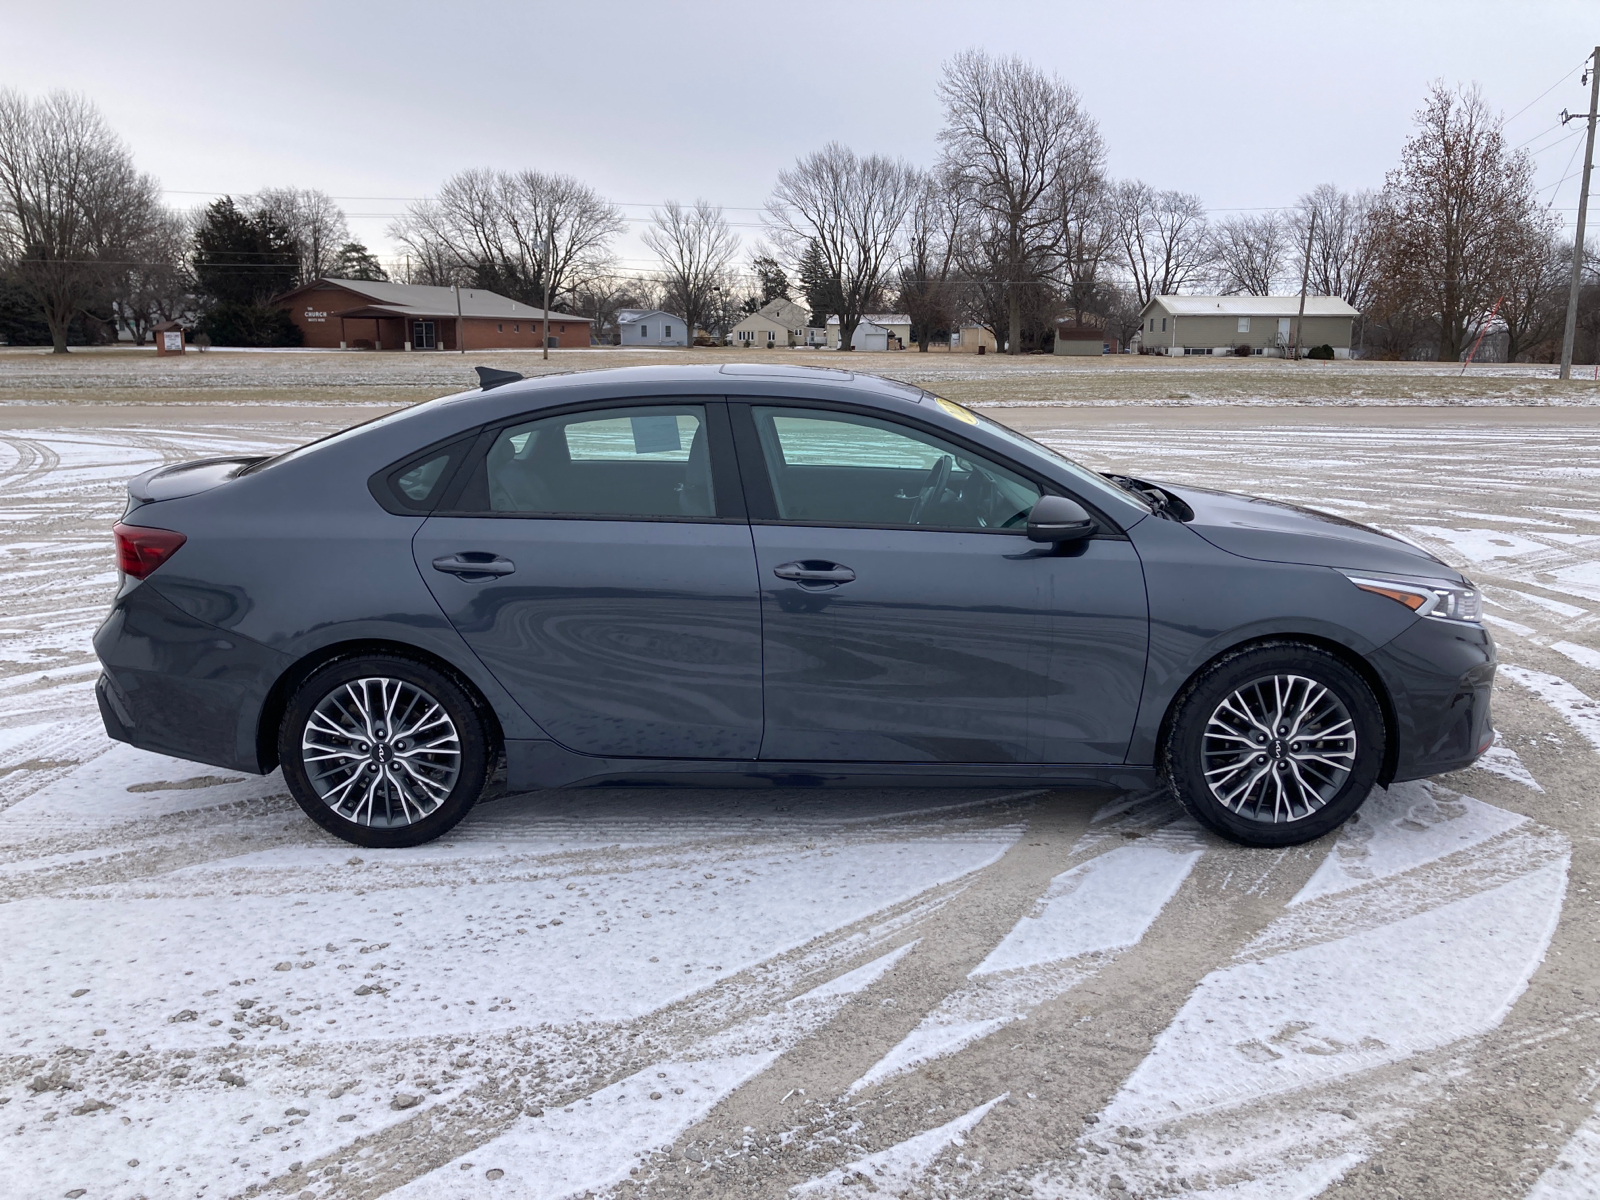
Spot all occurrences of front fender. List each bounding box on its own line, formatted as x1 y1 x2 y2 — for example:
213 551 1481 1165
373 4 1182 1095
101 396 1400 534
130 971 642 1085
1124 518 1414 767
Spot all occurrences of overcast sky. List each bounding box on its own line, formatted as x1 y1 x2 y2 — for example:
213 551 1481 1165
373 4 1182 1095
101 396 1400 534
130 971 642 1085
7 0 1596 276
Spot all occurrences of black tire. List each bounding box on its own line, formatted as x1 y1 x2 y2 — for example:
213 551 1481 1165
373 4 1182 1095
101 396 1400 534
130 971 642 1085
1162 641 1385 847
279 654 491 848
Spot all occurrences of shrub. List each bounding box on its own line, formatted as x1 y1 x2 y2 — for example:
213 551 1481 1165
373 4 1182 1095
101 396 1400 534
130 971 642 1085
1233 344 1251 357
1306 343 1335 360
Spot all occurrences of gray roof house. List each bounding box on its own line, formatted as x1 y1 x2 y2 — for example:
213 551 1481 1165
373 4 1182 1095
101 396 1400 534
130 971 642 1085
617 309 689 347
1137 295 1360 357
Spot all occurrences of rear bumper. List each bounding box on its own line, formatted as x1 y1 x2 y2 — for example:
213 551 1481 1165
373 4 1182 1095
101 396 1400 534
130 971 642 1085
1370 617 1496 783
93 581 288 774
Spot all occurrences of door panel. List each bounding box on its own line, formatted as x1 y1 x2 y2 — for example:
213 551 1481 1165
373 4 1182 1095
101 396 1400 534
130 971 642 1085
734 402 1148 765
413 400 760 761
416 518 762 759
752 526 1148 763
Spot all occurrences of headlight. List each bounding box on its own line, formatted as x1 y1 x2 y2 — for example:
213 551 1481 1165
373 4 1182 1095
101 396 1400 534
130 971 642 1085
1345 574 1483 623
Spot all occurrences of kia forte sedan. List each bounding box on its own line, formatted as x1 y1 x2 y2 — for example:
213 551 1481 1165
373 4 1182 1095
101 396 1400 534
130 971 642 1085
94 364 1495 848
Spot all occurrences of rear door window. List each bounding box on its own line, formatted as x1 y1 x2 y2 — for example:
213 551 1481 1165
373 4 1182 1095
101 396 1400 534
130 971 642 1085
470 405 717 519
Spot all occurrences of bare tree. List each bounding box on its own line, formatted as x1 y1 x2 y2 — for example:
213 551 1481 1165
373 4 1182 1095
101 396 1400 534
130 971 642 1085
1499 224 1566 361
897 169 966 350
642 200 739 343
1368 82 1545 361
1055 179 1118 325
112 206 191 344
1112 181 1211 304
938 50 1104 354
252 188 348 284
389 169 623 309
766 142 918 350
0 90 164 353
1294 184 1378 308
571 272 662 344
1210 211 1289 295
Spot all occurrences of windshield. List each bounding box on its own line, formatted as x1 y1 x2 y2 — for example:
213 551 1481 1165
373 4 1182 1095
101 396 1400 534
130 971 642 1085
928 395 1152 514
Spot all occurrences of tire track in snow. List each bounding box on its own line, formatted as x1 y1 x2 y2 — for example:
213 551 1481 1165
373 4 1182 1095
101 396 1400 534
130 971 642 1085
627 791 1104 1198
226 812 1028 1199
1025 775 1574 1196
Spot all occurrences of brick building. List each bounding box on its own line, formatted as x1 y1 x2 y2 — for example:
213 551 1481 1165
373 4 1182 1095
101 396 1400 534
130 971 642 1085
275 279 593 351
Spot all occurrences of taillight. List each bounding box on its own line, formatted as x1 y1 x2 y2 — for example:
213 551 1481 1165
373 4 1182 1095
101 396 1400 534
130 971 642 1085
113 523 186 580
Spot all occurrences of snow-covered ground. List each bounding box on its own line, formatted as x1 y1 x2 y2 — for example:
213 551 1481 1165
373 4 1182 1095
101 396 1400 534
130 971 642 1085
2 411 1599 1199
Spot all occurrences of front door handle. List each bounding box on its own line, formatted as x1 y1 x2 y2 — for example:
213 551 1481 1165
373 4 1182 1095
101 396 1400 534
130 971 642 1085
773 560 856 586
432 553 516 579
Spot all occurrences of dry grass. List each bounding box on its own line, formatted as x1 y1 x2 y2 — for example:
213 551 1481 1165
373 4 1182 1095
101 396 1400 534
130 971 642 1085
2 344 1599 410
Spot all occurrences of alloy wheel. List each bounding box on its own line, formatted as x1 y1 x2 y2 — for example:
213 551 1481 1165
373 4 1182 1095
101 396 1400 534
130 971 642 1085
1201 673 1357 823
300 676 461 827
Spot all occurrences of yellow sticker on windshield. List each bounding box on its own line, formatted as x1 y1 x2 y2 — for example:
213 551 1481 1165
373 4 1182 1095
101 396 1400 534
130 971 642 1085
935 397 979 426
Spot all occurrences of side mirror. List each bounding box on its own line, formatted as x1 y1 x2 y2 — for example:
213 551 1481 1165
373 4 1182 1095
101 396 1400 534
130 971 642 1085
1026 494 1096 543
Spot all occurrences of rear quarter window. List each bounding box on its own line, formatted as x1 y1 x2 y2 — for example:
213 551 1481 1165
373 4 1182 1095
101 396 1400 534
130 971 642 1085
369 436 476 514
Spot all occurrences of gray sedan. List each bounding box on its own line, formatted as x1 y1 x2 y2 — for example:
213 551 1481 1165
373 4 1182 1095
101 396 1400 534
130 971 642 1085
94 364 1495 848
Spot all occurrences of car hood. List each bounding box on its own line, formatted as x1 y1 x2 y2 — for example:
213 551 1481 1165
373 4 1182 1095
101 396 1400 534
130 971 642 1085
1155 481 1458 578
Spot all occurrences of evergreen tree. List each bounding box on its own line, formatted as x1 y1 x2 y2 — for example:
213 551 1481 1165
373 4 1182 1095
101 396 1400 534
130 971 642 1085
330 240 388 281
798 239 841 328
751 255 791 305
191 197 303 346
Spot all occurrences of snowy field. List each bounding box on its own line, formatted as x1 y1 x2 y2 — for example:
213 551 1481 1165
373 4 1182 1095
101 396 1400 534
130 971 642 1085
4 345 1600 411
2 409 1600 1199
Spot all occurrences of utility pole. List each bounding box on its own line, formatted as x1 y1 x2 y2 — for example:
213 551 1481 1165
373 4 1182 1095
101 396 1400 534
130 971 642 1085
454 283 463 355
542 225 553 362
1559 48 1599 380
1293 208 1317 361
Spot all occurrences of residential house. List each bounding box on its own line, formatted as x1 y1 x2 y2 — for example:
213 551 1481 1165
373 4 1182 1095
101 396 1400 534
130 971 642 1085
616 309 689 347
730 297 821 348
1136 295 1358 357
826 313 911 350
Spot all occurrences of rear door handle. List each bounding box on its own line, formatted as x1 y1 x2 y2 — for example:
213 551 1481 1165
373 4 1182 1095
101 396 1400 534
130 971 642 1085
773 560 856 585
432 553 516 579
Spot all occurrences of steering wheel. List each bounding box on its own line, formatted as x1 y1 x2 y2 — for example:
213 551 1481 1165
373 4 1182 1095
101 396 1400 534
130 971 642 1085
909 455 953 525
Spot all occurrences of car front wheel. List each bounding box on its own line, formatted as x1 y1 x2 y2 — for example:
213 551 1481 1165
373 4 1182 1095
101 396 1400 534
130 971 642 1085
279 655 491 847
1163 642 1385 847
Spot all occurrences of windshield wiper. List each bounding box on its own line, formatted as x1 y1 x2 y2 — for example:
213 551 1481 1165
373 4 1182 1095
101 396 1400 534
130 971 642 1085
1104 473 1170 514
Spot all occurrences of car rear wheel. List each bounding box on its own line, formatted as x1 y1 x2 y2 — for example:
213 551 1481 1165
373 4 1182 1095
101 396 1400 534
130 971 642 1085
1163 642 1385 847
279 655 491 847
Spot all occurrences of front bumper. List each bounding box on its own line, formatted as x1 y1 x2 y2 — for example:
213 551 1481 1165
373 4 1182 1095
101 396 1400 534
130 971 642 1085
94 580 289 774
1369 616 1496 783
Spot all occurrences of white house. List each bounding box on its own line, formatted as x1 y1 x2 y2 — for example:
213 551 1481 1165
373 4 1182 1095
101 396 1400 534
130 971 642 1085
826 313 910 350
828 319 891 352
616 309 689 347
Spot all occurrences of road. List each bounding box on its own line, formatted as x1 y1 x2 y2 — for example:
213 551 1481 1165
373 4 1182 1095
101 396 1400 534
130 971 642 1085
1 403 1597 1200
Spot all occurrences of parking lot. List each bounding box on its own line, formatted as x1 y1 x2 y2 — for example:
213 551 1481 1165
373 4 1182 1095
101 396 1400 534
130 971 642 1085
2 371 1600 1199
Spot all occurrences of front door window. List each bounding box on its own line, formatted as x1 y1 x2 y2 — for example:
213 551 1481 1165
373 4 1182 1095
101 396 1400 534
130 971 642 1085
412 321 436 349
750 407 1040 530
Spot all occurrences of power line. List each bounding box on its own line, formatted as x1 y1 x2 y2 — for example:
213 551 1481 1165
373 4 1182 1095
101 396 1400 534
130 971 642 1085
1505 59 1588 125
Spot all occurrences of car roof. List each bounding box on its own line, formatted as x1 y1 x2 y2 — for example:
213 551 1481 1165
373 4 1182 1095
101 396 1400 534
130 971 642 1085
457 362 930 412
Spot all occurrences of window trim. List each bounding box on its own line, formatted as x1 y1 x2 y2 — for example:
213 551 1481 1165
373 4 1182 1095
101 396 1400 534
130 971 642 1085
726 398 1125 538
433 396 747 523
